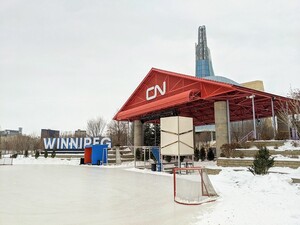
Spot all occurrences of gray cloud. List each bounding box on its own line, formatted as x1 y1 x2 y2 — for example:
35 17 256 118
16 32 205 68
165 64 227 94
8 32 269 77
1 0 299 134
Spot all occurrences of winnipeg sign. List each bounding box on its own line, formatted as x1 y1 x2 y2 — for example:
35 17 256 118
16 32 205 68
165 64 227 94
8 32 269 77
43 137 112 150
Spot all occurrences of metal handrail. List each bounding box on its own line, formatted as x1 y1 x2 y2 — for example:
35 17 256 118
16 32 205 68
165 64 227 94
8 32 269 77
239 130 254 143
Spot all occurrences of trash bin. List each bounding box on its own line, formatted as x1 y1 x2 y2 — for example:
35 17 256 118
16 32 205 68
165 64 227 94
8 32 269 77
80 158 84 165
151 163 156 171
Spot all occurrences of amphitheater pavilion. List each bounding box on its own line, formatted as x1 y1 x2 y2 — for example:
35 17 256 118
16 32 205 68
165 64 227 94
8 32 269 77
114 67 292 157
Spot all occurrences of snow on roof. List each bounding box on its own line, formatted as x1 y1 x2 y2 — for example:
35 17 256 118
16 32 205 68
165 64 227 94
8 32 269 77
203 75 240 86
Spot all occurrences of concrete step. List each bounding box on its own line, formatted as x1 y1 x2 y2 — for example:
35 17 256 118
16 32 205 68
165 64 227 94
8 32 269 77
120 150 132 154
121 158 134 162
121 154 134 159
108 159 116 163
106 148 135 164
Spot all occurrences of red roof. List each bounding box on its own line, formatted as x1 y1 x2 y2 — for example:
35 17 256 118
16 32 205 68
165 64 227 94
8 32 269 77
114 68 292 125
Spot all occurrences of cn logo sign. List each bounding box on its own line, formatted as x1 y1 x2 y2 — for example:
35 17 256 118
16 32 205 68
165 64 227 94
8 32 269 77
146 81 166 101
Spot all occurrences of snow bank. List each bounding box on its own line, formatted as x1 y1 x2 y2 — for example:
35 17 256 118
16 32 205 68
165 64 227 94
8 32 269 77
12 156 80 165
196 168 300 225
276 140 300 151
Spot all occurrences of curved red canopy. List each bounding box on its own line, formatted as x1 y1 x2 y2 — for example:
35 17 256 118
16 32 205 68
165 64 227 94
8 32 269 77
114 68 292 125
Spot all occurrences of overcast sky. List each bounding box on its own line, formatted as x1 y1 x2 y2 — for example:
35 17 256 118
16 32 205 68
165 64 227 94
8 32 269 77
1 0 299 135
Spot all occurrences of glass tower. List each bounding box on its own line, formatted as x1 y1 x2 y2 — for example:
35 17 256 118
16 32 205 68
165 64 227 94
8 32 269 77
195 26 215 78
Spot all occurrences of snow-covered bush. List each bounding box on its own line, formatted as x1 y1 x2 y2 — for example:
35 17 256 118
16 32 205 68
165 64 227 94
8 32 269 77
292 141 299 147
221 143 241 158
239 151 245 159
219 152 226 157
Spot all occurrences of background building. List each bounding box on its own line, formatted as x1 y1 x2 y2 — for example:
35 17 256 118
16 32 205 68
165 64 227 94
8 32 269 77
75 129 86 137
41 129 60 138
0 127 22 137
195 26 215 78
194 26 271 143
241 80 264 91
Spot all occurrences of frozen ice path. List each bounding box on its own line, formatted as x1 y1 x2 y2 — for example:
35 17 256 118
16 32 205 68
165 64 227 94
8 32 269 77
0 165 206 225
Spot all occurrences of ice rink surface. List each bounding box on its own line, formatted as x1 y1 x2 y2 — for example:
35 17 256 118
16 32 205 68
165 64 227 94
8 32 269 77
0 165 208 225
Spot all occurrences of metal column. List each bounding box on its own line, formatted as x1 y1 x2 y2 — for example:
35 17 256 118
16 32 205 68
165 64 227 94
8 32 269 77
251 95 257 139
286 102 291 139
178 117 180 168
271 97 276 139
226 100 231 143
134 147 136 168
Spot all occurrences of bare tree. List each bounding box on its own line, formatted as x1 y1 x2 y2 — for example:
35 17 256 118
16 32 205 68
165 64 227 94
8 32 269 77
0 135 36 155
87 117 107 137
194 131 213 149
107 120 131 146
277 88 300 139
16 135 33 154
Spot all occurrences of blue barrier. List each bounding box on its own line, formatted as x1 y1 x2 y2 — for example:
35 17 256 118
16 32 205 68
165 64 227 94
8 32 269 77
156 163 162 172
91 144 108 165
151 147 161 163
151 147 162 171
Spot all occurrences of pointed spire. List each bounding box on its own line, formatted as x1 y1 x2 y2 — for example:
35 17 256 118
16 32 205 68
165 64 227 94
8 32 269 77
195 25 215 78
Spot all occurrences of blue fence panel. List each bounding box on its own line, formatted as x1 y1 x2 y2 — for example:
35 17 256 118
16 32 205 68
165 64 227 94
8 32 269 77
91 144 108 165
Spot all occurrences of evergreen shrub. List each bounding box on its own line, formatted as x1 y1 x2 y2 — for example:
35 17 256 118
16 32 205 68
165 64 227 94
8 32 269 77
180 156 185 162
200 147 206 161
165 155 172 162
51 150 56 158
249 147 274 175
44 150 48 158
35 150 40 159
207 148 215 161
194 148 200 161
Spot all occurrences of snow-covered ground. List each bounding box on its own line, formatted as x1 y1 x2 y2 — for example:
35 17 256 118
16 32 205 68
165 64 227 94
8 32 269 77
275 140 300 151
0 157 300 225
198 168 300 225
243 140 300 151
12 155 80 165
